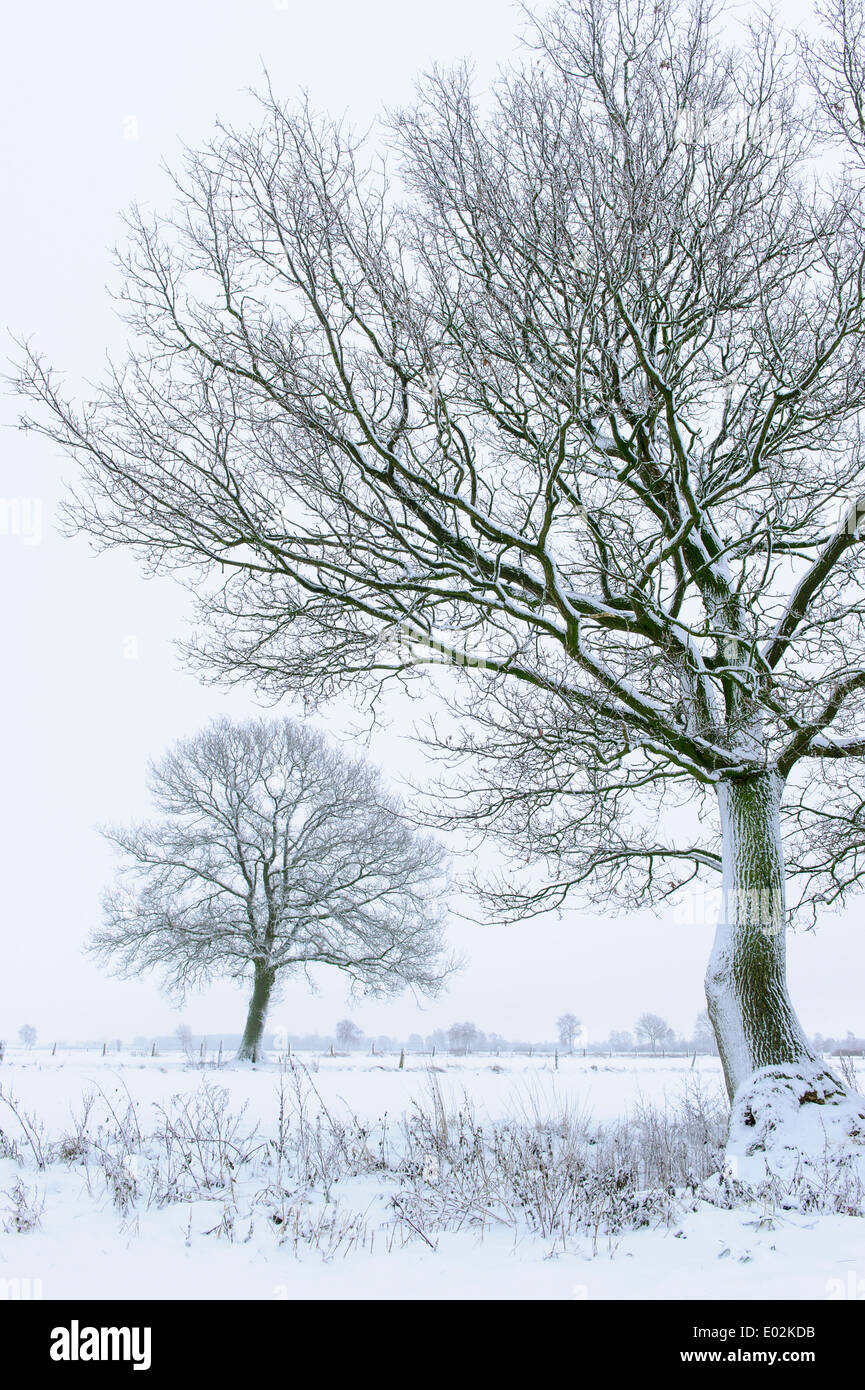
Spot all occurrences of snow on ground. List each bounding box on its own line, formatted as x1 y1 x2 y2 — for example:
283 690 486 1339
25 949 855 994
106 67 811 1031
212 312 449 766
0 1047 722 1130
0 1048 863 1301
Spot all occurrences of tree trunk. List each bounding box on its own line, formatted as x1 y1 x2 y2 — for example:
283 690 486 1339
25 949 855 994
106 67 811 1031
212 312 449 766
237 962 275 1062
706 770 818 1100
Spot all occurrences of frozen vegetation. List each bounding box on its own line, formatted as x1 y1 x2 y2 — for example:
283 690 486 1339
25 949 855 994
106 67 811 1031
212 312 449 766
1 1047 865 1301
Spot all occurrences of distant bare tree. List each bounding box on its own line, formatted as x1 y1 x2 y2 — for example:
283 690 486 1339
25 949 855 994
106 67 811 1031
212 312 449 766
635 1013 673 1053
175 1024 194 1059
91 717 453 1062
448 1021 479 1055
609 1030 634 1052
692 1009 719 1055
18 1025 36 1050
335 1019 364 1050
21 0 865 1146
556 1012 581 1051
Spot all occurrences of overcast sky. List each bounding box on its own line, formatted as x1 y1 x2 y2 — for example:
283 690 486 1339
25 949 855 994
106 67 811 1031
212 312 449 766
1 0 860 1049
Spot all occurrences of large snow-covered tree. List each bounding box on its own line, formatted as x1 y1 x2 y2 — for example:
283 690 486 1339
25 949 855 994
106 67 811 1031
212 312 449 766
18 0 865 1155
92 718 450 1061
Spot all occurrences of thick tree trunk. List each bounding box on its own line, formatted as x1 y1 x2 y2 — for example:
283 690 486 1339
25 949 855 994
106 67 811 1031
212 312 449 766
702 770 865 1200
705 770 818 1101
236 962 275 1062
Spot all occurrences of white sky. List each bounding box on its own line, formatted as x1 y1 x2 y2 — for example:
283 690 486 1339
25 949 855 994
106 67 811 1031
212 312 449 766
1 0 861 1048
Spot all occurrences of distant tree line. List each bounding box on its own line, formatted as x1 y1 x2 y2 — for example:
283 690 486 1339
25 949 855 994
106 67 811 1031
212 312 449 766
16 1017 863 1060
813 1032 865 1057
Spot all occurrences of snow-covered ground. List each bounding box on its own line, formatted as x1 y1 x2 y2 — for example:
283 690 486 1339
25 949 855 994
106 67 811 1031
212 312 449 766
0 1048 863 1300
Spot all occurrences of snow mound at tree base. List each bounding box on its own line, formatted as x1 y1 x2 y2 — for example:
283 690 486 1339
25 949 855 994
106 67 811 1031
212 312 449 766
705 1065 865 1213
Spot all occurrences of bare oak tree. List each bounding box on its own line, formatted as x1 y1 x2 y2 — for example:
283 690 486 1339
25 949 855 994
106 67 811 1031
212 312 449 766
335 1018 364 1049
635 1012 673 1053
447 1021 479 1054
17 0 865 1143
692 1008 719 1055
91 718 451 1061
556 1012 581 1050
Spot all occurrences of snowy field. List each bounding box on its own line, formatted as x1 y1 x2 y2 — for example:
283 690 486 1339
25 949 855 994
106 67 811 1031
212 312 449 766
0 1048 863 1301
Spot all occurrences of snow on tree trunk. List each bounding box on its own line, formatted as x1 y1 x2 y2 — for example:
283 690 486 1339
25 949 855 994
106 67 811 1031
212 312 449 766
236 963 274 1063
706 772 865 1202
706 771 818 1098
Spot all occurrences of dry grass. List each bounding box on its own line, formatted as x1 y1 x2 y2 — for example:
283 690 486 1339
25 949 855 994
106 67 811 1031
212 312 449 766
0 1060 859 1258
